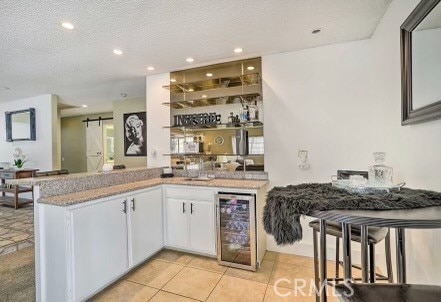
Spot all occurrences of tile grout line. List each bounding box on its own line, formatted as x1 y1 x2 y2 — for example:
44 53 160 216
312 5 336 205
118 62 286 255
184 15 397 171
203 266 225 302
158 262 186 290
124 258 186 290
151 254 215 301
263 252 279 301
146 289 161 302
159 288 203 302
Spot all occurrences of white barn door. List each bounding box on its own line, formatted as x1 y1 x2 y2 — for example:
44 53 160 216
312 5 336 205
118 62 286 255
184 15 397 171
86 122 103 172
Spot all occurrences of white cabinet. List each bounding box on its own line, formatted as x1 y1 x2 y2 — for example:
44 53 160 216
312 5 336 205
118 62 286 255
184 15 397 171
188 200 216 254
37 184 260 302
69 187 163 301
128 187 163 267
71 196 129 301
164 186 216 255
165 198 189 249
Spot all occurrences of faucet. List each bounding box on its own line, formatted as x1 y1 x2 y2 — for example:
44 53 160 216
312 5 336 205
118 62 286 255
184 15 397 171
198 158 204 178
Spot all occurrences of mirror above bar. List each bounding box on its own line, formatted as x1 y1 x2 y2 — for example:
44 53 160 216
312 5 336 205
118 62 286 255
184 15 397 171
163 58 265 174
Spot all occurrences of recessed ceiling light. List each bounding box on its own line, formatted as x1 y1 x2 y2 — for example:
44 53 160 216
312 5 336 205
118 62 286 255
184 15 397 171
120 93 127 98
170 79 176 82
234 48 243 53
186 57 194 63
312 28 322 34
201 94 207 98
247 66 255 71
113 49 123 55
81 104 88 108
206 73 213 77
0 87 10 90
147 66 155 71
61 22 75 30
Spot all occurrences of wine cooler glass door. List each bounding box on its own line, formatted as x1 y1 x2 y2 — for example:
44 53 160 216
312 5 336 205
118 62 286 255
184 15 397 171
217 194 256 270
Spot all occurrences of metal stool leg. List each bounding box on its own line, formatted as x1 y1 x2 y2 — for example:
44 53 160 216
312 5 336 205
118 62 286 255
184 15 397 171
361 225 369 283
385 230 394 283
396 228 406 283
342 223 352 282
369 243 376 283
319 219 328 302
335 236 340 284
313 229 320 302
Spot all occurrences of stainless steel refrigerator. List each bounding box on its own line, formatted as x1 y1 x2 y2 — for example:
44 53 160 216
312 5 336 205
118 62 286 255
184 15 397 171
216 192 257 271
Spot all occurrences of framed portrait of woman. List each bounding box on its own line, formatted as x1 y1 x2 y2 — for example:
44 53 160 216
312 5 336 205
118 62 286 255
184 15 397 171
123 112 147 156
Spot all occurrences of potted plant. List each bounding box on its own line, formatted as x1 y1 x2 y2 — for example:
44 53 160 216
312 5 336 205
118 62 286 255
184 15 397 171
13 147 27 169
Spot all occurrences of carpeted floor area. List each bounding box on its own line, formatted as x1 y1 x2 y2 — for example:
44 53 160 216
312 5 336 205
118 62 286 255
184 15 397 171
0 246 35 302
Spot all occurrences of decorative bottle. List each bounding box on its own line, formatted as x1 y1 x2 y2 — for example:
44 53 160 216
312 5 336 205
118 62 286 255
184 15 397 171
198 136 204 153
228 112 234 126
368 152 393 187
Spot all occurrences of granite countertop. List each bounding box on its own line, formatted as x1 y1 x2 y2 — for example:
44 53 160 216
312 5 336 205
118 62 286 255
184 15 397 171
38 177 268 206
5 167 153 186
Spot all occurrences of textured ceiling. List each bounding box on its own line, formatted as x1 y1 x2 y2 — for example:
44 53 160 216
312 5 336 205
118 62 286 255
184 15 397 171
0 0 392 111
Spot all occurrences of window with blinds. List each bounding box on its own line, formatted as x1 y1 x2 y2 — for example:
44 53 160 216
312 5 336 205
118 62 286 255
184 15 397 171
248 136 264 155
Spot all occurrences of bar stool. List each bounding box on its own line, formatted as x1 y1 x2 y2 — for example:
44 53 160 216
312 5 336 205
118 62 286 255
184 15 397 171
309 220 393 283
335 283 441 302
309 170 394 297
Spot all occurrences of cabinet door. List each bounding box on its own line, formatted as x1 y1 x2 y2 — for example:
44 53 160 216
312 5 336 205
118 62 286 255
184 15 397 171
129 187 163 267
165 198 189 249
189 200 216 255
71 197 129 301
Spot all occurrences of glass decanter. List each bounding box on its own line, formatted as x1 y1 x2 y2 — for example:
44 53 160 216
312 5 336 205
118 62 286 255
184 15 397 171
368 152 393 187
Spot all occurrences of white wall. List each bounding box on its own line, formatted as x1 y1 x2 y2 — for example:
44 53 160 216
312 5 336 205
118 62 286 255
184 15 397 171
263 39 377 266
146 73 171 168
263 0 441 285
0 94 59 171
370 0 441 285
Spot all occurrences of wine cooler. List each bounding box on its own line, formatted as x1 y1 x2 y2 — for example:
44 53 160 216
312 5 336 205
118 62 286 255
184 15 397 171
216 192 257 271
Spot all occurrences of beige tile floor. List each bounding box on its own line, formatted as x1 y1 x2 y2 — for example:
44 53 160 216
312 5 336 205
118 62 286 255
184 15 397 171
0 205 34 256
91 249 344 302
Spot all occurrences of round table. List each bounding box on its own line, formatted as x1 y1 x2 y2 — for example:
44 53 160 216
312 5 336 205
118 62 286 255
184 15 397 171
309 206 441 302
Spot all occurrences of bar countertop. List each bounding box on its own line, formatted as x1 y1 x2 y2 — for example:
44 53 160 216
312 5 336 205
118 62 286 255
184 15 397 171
38 177 268 206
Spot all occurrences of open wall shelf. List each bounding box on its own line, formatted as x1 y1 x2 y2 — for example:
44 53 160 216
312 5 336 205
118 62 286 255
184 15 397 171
164 57 265 172
164 121 263 131
163 153 264 157
163 91 261 109
163 73 261 93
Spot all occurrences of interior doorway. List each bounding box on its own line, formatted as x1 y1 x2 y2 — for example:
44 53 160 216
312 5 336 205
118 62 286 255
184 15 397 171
86 120 114 172
103 121 115 165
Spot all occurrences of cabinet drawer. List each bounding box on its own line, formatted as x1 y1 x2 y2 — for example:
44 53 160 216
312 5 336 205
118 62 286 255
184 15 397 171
164 186 214 201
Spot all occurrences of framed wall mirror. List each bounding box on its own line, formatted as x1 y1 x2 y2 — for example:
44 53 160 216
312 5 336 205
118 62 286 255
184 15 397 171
5 108 36 142
401 0 441 125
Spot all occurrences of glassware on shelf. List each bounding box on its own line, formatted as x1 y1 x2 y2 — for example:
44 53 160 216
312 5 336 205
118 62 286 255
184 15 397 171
368 152 393 187
249 100 259 121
